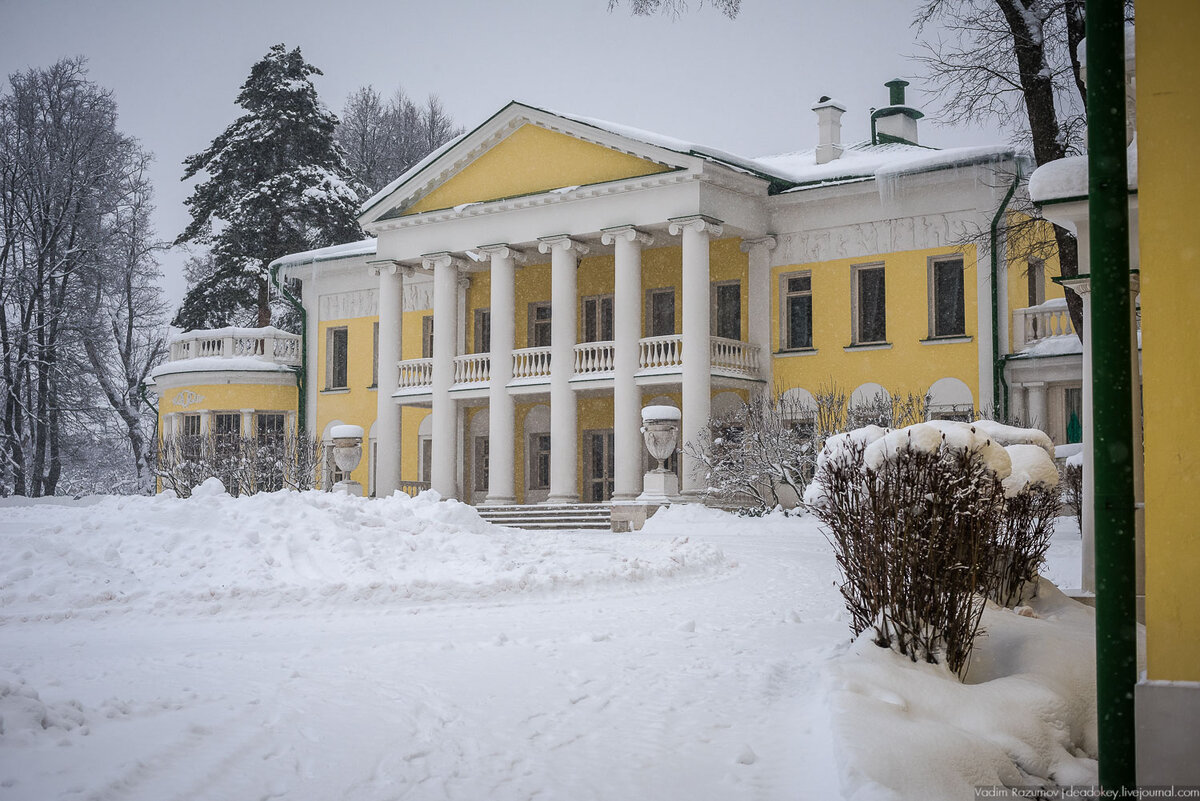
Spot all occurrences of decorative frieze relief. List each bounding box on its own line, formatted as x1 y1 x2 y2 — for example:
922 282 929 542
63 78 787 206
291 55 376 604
319 289 378 321
778 213 966 265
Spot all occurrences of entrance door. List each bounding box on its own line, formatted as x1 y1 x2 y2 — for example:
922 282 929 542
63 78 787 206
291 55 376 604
585 430 615 503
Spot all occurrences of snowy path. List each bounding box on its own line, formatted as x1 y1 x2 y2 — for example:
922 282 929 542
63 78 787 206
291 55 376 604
1 504 847 800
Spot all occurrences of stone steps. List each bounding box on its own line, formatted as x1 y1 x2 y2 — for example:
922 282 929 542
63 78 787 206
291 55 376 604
475 503 612 531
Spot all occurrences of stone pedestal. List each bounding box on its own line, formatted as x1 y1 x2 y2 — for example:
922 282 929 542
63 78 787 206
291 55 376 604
330 424 364 497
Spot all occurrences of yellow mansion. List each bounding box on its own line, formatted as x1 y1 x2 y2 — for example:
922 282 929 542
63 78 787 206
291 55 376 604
151 81 1076 512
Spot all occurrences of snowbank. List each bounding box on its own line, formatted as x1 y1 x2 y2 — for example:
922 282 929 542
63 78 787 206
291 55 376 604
831 581 1104 798
0 490 730 620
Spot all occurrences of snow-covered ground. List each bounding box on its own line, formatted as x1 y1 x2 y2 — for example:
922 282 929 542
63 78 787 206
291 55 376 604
1 487 1094 800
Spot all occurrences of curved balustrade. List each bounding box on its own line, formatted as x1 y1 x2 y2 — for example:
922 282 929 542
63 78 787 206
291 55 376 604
453 353 491 385
638 334 684 371
1012 299 1076 351
710 336 760 376
167 327 302 366
574 341 615 375
511 347 553 380
397 358 434 389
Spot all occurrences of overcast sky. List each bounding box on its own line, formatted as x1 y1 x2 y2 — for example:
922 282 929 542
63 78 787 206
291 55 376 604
0 0 1003 307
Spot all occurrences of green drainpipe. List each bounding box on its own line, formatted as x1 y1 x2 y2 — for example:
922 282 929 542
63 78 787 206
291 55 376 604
991 172 1020 417
1086 0 1137 790
270 260 308 434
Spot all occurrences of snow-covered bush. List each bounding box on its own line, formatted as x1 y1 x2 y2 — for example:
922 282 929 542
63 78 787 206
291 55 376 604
805 420 1060 677
156 432 322 498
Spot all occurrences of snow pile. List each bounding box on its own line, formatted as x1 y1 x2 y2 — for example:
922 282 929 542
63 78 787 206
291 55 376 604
831 580 1105 798
0 489 730 620
1003 444 1060 498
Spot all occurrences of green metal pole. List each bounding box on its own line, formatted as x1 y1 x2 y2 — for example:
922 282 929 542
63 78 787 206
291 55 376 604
1085 0 1137 790
991 174 1020 417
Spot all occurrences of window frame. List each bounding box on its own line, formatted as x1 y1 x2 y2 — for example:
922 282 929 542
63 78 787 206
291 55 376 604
644 287 676 338
851 263 887 346
421 315 434 359
528 433 551 490
927 255 967 339
326 326 349 389
528 302 552 348
780 271 814 351
581 294 615 343
473 307 491 354
710 280 742 340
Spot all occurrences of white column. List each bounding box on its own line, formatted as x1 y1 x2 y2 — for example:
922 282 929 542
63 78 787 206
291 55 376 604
424 252 464 499
741 236 776 387
478 244 523 505
538 235 589 504
1009 383 1027 426
603 225 653 501
240 408 254 438
1026 382 1048 432
163 412 177 439
1063 277 1095 592
199 410 212 437
373 262 404 497
669 215 722 498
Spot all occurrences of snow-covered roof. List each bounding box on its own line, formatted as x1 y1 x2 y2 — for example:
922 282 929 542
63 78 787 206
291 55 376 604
355 100 1024 222
151 356 296 379
268 238 378 271
1028 138 1138 204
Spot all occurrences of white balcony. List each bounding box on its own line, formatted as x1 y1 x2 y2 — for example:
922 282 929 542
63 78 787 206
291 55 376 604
394 335 761 398
167 326 301 367
1012 298 1076 352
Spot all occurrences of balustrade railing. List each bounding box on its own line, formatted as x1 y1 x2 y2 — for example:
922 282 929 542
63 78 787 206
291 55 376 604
168 327 301 366
399 480 431 497
710 337 760 376
511 347 552 380
1012 299 1075 351
397 358 434 389
639 334 683 371
573 341 615 375
453 353 490 385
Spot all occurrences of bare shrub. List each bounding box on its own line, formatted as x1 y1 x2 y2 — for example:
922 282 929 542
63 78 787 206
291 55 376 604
687 390 812 514
1062 461 1083 536
807 432 1006 677
993 482 1062 607
156 432 322 498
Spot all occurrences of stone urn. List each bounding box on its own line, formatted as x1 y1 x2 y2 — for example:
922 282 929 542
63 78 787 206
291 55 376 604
330 423 364 496
637 405 681 502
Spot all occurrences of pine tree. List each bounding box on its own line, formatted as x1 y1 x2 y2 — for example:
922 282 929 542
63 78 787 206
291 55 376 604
174 44 363 331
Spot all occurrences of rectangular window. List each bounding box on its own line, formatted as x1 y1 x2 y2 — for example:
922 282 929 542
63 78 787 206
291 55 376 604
1028 259 1046 307
646 288 675 337
474 308 491 354
582 295 614 343
782 273 813 350
371 322 379 387
930 256 966 338
852 264 886 344
585 430 615 503
326 327 349 388
181 413 202 460
1064 386 1083 443
420 438 432 484
473 436 490 493
256 412 285 446
529 433 551 490
530 302 552 348
214 412 241 442
421 316 434 359
712 282 741 340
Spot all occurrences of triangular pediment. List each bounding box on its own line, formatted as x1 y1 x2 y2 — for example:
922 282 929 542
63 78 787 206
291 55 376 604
359 103 691 224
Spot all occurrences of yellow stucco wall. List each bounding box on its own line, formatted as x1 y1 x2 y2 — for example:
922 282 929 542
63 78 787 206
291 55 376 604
401 124 672 217
157 380 297 422
316 315 379 489
769 244 981 403
1138 4 1200 682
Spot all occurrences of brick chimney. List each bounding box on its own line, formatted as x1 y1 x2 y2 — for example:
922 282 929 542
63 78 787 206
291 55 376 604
812 96 847 165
